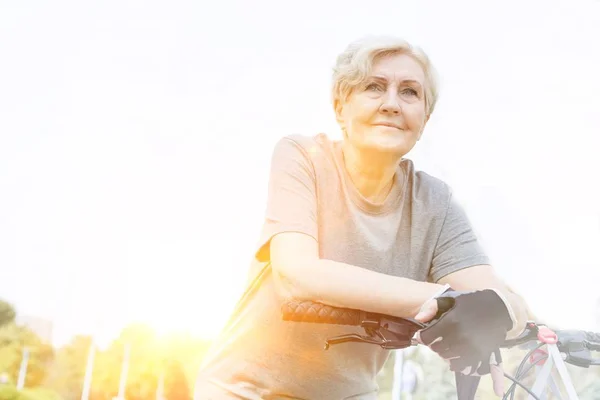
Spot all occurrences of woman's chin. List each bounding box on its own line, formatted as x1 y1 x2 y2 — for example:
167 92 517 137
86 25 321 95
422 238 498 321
359 139 414 157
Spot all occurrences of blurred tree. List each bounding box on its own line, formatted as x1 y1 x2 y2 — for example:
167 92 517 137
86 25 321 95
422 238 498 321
88 343 120 400
0 324 54 388
43 336 92 400
163 358 191 400
377 347 457 400
85 323 160 400
0 385 63 400
39 323 219 400
159 332 213 388
0 301 16 327
21 387 63 400
412 348 456 400
120 324 160 400
0 385 20 400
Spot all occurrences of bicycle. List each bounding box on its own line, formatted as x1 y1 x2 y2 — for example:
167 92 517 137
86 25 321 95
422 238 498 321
281 300 600 400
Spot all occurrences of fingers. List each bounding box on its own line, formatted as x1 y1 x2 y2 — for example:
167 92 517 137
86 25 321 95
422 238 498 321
414 298 439 323
490 349 505 397
413 331 423 345
490 363 505 397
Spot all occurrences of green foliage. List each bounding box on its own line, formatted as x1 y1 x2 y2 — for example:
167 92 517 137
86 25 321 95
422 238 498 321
20 388 62 400
0 386 62 400
163 358 191 400
0 324 54 387
43 336 92 400
42 324 212 400
376 347 457 400
0 301 16 327
0 385 20 400
0 298 215 399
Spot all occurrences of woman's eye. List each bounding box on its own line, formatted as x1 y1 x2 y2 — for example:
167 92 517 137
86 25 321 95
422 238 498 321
366 83 383 92
401 88 418 97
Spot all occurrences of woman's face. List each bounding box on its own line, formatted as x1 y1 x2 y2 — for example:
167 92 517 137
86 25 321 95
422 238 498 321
335 53 429 157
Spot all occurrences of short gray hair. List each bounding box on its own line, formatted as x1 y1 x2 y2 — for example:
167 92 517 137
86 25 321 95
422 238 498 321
332 36 440 117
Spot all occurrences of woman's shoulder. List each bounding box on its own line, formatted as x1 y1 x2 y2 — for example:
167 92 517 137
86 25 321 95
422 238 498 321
403 160 453 204
276 132 335 150
272 133 338 162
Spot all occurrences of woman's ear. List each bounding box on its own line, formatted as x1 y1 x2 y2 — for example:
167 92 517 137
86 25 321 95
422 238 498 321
334 99 345 131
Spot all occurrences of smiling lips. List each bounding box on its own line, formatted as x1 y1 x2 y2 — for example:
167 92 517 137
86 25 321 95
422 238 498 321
375 122 403 130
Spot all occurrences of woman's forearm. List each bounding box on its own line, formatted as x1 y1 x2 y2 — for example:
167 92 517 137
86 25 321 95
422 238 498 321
278 258 444 319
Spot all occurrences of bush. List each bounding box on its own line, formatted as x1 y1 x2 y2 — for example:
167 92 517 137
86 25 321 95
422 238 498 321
0 385 20 400
20 388 62 400
0 386 62 400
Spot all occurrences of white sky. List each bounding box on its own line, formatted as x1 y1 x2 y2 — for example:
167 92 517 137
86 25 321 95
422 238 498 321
1 0 599 347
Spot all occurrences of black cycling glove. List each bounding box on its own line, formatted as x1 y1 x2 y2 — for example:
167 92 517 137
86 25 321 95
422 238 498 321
419 289 514 376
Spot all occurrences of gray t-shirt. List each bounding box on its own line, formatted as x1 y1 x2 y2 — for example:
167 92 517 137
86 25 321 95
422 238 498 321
194 133 490 400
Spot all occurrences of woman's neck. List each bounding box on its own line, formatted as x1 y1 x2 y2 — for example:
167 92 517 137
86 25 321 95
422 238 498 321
341 142 401 203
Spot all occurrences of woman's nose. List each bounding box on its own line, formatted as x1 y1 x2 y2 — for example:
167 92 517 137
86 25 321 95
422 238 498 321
380 92 401 114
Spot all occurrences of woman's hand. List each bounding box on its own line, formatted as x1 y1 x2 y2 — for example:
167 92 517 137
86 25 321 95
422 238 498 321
414 297 440 323
413 289 513 397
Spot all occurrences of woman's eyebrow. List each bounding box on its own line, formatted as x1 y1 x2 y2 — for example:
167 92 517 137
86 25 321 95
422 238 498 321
369 75 423 87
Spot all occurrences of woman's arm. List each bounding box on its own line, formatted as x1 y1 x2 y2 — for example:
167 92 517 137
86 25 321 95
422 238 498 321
271 231 533 336
271 231 446 319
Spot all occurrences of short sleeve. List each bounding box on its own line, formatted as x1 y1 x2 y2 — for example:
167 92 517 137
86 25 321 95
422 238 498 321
255 137 318 262
429 194 491 282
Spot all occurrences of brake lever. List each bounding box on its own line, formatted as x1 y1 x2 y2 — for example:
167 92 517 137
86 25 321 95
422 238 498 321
325 315 423 350
556 330 594 368
324 331 416 350
324 334 385 349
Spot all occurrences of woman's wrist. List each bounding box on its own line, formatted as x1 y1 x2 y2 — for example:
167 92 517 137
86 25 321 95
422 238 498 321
410 283 450 319
428 283 452 301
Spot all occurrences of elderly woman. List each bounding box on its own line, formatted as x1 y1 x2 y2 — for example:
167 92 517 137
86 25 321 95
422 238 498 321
194 36 530 399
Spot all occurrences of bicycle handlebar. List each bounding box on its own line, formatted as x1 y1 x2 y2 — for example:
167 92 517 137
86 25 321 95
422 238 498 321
282 300 600 364
281 300 374 326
